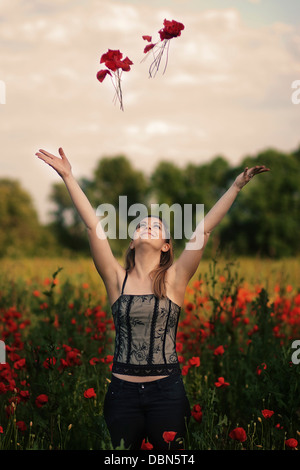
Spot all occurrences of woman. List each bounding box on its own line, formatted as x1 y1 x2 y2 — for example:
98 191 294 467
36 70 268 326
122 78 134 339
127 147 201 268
35 147 269 449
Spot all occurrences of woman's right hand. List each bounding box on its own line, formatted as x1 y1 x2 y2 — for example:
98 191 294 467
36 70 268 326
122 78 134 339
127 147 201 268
35 147 72 179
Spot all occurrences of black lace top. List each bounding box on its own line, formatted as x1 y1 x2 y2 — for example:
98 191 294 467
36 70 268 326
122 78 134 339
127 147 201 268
111 271 181 376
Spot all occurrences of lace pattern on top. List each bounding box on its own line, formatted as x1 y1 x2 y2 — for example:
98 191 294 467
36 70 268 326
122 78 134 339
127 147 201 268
111 273 181 376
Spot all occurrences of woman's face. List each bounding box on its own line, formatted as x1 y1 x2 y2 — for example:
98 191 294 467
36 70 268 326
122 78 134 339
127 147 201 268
132 217 170 251
135 217 164 239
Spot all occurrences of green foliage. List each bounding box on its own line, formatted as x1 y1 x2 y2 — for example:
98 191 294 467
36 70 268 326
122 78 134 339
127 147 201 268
0 179 42 257
44 144 300 258
1 146 300 258
220 148 300 257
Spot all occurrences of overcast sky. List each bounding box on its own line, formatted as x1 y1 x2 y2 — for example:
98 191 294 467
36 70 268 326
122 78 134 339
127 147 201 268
0 0 299 223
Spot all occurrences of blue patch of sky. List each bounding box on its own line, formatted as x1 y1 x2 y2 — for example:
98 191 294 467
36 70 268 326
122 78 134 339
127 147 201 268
115 0 300 28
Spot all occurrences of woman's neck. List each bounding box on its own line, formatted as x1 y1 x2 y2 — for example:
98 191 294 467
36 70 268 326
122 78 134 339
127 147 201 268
132 248 161 280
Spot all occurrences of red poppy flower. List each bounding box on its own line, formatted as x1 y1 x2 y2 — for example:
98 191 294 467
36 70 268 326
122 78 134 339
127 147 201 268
142 18 185 77
215 377 230 388
285 438 298 449
84 387 96 399
141 438 153 450
162 431 177 443
89 357 100 366
181 365 190 376
158 19 185 41
35 394 48 408
214 345 225 356
188 356 200 367
261 409 274 419
191 404 203 423
229 427 247 442
19 390 30 401
100 48 120 62
13 358 26 370
97 48 133 111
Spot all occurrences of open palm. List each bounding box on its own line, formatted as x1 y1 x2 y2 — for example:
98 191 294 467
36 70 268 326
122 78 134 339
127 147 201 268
35 147 72 179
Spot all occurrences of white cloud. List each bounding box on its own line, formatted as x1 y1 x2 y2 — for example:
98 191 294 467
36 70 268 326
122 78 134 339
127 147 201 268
145 121 186 136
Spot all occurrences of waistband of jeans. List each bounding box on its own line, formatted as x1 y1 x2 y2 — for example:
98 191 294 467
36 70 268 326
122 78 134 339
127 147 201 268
110 372 182 390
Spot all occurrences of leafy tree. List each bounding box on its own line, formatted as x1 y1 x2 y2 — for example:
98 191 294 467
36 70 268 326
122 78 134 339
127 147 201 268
219 148 300 257
0 179 51 257
49 179 91 253
91 155 149 208
47 147 300 258
150 156 230 254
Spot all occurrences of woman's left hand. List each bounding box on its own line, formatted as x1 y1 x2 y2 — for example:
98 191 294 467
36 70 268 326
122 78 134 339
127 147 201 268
234 165 270 190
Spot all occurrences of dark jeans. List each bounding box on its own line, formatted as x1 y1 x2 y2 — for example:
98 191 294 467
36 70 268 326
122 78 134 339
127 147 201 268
103 373 191 450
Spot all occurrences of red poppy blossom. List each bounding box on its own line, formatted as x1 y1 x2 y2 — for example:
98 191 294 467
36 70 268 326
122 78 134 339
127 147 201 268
97 48 133 111
188 356 200 367
14 358 26 370
285 438 298 449
84 388 96 399
35 394 48 408
191 404 203 423
215 377 230 388
141 438 153 450
89 357 100 366
181 365 190 376
229 427 247 442
19 390 30 401
162 431 177 443
142 18 185 77
158 19 185 40
214 345 225 356
261 409 274 419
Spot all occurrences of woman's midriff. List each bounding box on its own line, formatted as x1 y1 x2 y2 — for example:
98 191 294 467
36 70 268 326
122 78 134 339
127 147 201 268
112 373 168 382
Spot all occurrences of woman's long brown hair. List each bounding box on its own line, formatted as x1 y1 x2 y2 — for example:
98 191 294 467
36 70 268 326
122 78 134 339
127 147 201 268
124 215 174 298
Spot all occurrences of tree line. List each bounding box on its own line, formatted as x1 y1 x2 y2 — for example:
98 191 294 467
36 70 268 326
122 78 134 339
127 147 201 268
1 146 299 259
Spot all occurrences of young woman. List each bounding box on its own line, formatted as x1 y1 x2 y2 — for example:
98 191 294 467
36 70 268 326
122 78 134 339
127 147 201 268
35 147 269 450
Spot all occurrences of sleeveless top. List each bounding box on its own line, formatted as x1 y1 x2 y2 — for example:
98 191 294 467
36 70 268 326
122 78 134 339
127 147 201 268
111 270 181 377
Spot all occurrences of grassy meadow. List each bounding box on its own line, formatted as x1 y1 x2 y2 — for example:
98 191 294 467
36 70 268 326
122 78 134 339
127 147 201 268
0 255 299 450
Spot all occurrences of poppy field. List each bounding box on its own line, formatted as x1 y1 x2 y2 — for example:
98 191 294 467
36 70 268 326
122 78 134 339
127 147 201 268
0 256 299 451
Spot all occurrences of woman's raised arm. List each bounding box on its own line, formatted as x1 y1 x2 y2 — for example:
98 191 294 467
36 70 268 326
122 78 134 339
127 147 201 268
172 165 270 285
35 148 123 287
